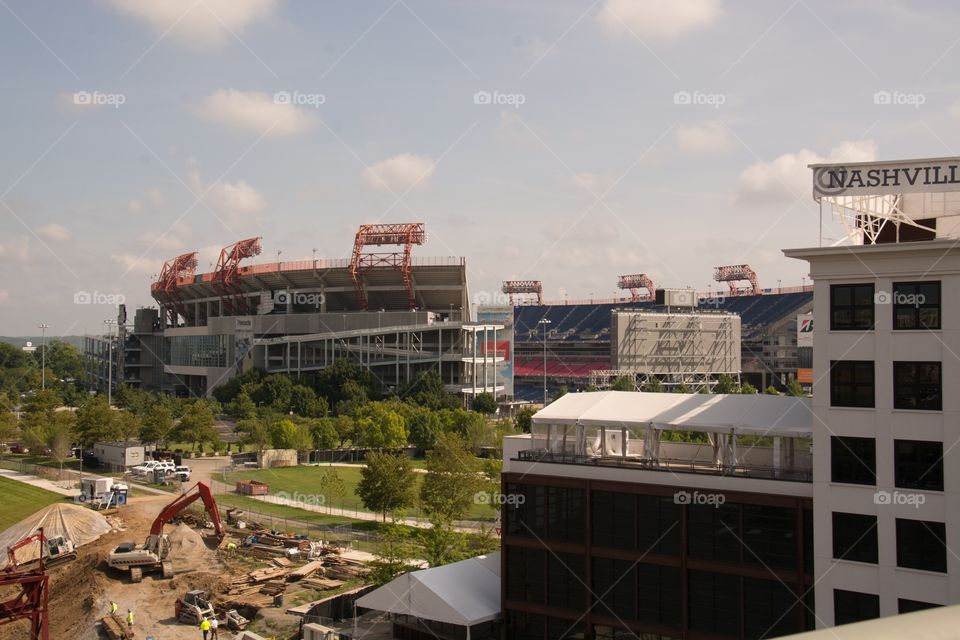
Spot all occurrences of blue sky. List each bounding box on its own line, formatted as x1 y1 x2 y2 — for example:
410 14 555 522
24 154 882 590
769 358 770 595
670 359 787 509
2 0 960 336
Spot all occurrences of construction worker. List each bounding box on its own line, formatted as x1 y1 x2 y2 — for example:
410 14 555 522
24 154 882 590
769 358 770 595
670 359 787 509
109 601 118 616
126 609 134 630
199 616 211 640
210 615 219 639
226 541 237 555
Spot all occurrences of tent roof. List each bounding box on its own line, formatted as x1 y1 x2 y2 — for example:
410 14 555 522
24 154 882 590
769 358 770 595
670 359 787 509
356 553 500 626
533 391 812 438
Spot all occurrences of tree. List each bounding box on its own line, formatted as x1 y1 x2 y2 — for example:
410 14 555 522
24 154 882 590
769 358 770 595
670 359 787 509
268 418 299 449
225 392 257 421
357 452 418 520
237 417 270 455
419 433 485 523
739 382 758 394
366 521 418 584
550 386 568 402
765 385 780 395
674 383 690 394
140 404 173 445
420 518 468 567
713 374 737 394
315 359 380 409
308 418 338 450
332 415 354 447
471 393 497 415
251 374 294 412
352 403 407 448
513 406 535 434
75 397 119 447
46 412 76 472
114 410 141 441
400 369 459 410
318 466 346 511
177 401 217 451
0 408 18 456
407 408 443 450
33 340 84 382
290 385 327 418
643 378 663 393
786 378 805 397
611 376 635 392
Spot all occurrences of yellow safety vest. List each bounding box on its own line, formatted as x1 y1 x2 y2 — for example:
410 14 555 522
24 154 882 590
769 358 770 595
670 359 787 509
200 619 211 631
110 603 117 614
126 611 134 624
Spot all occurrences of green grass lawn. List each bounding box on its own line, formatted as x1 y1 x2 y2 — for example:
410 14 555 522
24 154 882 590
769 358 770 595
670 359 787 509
224 464 497 521
0 476 65 531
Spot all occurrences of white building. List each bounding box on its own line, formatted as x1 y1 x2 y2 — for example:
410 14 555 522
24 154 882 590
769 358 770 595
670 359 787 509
93 441 145 469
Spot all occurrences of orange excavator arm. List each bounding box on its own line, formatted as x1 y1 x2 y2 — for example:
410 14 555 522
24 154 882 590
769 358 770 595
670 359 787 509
150 483 225 540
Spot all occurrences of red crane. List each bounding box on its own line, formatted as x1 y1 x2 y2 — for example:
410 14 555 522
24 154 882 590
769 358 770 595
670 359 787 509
0 529 49 640
501 280 543 305
349 223 426 310
213 237 262 314
714 264 760 296
617 274 655 301
151 251 198 326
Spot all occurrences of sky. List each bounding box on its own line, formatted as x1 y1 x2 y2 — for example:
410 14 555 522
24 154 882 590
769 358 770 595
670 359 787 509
2 0 960 336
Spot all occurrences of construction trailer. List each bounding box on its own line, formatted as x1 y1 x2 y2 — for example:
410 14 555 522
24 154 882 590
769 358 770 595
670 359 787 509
92 442 145 469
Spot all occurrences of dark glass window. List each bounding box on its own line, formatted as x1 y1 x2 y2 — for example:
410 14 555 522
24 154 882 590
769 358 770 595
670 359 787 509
545 617 584 640
505 546 545 604
592 556 635 621
896 519 947 573
831 436 876 485
688 571 739 635
830 361 875 408
592 490 636 550
742 505 797 570
893 362 942 411
546 486 585 543
832 512 878 563
688 503 740 563
547 552 585 610
803 510 814 576
743 578 803 639
636 563 681 628
831 284 874 330
894 440 943 491
833 589 879 625
893 281 941 330
898 598 941 614
637 495 681 556
505 484 584 542
505 611 545 640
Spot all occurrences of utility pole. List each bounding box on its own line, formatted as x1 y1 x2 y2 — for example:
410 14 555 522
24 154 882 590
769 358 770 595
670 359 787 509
539 318 552 405
103 319 116 406
38 323 49 390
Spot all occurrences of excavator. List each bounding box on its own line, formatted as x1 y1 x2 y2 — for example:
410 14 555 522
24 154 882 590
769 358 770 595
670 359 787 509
107 482 224 583
4 531 77 572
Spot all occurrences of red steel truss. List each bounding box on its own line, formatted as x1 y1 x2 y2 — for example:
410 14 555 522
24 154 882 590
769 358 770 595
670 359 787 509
349 223 426 310
713 264 760 296
0 529 49 640
213 237 262 314
151 251 198 326
502 280 543 305
617 274 655 301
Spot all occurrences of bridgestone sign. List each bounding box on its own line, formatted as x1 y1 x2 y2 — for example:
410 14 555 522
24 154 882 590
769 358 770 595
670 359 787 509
811 157 960 199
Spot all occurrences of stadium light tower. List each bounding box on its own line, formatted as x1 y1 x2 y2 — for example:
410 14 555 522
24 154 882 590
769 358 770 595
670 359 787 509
539 318 552 405
103 319 116 406
38 323 49 390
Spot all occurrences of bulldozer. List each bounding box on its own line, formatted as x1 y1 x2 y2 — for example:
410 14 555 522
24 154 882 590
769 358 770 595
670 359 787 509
107 482 224 582
174 589 215 625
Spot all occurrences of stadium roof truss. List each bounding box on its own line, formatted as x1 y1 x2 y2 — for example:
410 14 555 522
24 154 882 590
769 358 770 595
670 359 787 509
349 223 426 311
502 280 542 305
617 273 655 301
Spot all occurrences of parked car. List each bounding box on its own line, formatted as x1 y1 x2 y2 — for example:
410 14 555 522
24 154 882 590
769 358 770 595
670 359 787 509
130 460 161 476
9 444 29 454
173 466 191 482
158 461 176 473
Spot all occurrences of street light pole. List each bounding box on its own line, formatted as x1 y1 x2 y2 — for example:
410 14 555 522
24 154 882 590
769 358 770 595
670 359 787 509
103 319 116 406
38 323 49 390
539 318 552 405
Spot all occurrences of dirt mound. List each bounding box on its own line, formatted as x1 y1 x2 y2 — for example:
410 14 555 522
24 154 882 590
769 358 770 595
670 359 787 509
0 503 112 568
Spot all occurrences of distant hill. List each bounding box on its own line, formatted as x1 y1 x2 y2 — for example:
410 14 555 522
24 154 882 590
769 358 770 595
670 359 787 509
0 336 85 349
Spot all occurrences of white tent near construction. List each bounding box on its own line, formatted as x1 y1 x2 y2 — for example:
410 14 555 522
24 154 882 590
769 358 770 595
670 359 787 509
356 552 500 639
0 503 112 568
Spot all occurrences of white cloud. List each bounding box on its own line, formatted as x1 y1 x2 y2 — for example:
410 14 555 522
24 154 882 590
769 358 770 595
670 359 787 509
193 89 317 137
676 121 732 153
111 253 161 275
0 237 29 261
35 223 71 242
138 231 183 252
598 0 722 39
186 160 266 223
105 0 277 50
736 140 877 203
361 154 436 193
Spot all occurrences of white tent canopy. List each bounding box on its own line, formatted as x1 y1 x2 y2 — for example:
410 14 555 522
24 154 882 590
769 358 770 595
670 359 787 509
0 504 112 568
356 553 500 627
533 391 812 438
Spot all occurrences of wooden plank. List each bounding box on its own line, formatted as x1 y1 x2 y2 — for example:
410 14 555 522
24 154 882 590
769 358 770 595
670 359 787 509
288 560 324 580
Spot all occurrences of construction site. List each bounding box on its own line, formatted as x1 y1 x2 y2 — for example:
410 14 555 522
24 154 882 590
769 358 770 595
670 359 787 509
0 483 378 640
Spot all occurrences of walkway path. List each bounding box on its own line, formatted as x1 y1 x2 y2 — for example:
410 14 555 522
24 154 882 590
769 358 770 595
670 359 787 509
0 467 78 497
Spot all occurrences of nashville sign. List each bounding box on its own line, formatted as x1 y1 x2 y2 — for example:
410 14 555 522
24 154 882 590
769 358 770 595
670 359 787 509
811 158 960 199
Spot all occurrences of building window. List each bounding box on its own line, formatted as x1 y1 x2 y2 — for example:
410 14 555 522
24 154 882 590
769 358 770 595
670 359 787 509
893 362 942 411
688 503 740 563
688 571 740 635
592 557 636 621
546 552 585 610
832 512 878 564
591 491 636 550
833 589 879 626
636 564 681 628
505 546 545 604
898 599 941 614
893 281 940 330
831 437 876 485
505 483 584 543
896 519 947 573
743 578 803 639
742 505 797 570
637 495 681 556
894 440 943 491
831 284 875 330
830 361 874 408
